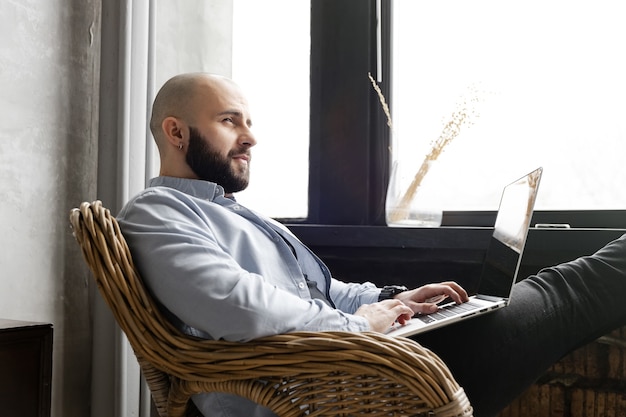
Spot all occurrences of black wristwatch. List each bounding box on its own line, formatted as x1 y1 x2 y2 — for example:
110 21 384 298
378 285 408 301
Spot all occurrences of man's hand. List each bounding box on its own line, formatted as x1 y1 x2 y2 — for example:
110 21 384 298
394 281 469 315
354 299 414 333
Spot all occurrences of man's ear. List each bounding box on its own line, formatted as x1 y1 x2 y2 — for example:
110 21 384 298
161 116 187 148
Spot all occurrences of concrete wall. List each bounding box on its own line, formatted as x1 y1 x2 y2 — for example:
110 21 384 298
0 1 100 416
0 1 232 416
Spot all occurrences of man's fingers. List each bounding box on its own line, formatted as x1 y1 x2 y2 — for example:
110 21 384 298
425 294 448 304
442 281 470 302
414 303 439 315
427 282 469 304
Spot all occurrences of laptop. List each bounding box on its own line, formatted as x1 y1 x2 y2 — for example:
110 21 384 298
386 167 543 338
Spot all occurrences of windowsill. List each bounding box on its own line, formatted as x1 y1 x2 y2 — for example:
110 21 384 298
287 224 626 265
287 224 490 248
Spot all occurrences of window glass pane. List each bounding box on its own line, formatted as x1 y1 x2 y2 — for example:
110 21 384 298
392 1 626 210
232 0 310 218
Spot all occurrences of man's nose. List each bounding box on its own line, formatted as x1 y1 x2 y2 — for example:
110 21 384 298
239 127 257 147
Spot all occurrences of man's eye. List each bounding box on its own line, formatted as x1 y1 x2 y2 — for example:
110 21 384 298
223 117 234 123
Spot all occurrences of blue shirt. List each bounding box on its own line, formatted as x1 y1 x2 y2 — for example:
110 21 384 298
117 176 381 416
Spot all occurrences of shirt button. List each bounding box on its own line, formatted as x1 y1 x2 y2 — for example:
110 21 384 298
298 282 306 289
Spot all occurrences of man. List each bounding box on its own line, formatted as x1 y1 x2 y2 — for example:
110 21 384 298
117 73 626 417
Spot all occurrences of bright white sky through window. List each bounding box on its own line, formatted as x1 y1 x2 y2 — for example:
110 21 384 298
232 1 310 218
392 1 626 210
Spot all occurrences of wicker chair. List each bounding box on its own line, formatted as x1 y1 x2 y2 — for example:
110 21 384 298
69 200 473 417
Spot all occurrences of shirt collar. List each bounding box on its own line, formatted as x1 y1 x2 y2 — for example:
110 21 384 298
148 176 226 201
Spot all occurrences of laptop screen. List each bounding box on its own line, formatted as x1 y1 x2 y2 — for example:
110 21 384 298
476 167 543 299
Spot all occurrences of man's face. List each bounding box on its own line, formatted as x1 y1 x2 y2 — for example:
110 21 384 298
186 126 250 193
183 79 256 194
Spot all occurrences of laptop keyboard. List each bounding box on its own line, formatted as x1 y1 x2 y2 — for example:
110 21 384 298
416 300 484 324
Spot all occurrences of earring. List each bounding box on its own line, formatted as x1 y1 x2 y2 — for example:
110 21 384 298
178 142 183 150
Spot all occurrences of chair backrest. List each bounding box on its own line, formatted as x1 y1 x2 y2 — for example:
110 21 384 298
70 200 180 416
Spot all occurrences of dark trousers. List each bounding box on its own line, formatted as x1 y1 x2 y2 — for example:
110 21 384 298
414 233 626 417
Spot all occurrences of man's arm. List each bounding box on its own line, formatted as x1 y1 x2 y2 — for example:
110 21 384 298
117 188 371 341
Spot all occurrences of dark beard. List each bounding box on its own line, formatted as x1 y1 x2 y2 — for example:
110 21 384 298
186 126 250 193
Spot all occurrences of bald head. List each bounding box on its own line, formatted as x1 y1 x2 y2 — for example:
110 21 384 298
150 73 237 146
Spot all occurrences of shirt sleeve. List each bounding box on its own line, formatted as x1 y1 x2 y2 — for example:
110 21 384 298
116 189 371 342
329 279 381 314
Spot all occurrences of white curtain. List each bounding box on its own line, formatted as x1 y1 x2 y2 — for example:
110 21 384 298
94 0 158 416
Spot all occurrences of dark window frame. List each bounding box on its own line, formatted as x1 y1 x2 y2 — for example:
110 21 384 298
307 0 391 226
302 0 626 230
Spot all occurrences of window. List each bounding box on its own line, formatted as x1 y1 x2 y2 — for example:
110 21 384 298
391 0 626 212
157 1 626 228
154 0 310 219
232 0 310 218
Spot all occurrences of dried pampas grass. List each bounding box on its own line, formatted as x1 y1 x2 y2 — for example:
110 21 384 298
368 73 481 224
